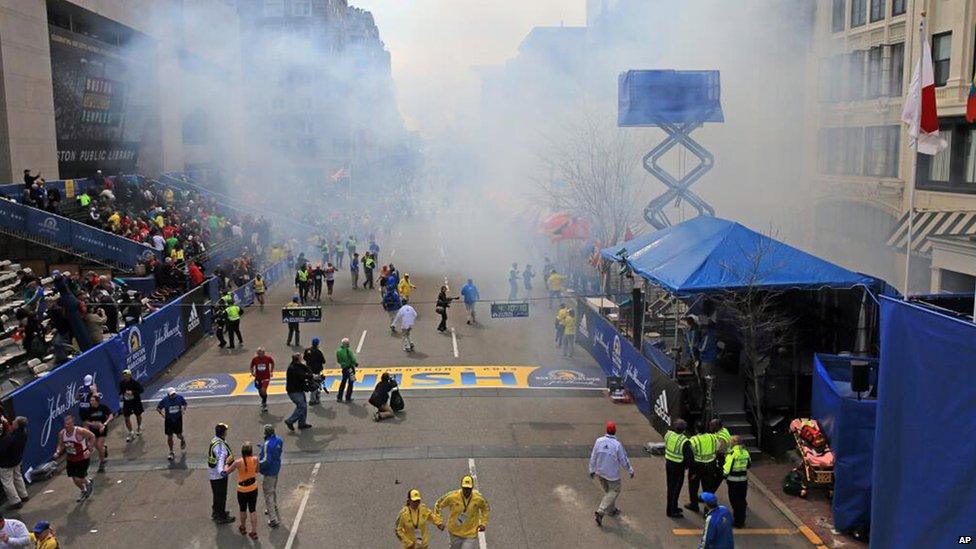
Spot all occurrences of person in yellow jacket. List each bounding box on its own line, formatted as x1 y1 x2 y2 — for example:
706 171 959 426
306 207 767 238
722 436 752 528
560 308 577 357
554 303 569 347
434 475 490 549
547 270 566 309
397 274 416 300
395 489 444 549
29 520 60 549
253 274 266 310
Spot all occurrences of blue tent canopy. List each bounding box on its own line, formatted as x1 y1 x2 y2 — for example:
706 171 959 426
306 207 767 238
601 216 882 294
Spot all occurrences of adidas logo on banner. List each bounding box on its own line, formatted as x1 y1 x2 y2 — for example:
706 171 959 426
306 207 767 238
187 303 200 331
654 390 671 425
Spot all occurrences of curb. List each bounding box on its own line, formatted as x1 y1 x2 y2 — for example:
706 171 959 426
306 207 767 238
748 470 827 548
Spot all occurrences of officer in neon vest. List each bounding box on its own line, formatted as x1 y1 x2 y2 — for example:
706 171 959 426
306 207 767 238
295 265 310 304
208 423 234 524
225 301 243 349
685 429 720 514
663 419 693 518
710 418 732 489
723 435 752 528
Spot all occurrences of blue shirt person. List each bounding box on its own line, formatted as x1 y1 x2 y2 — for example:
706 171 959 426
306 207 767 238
698 492 734 548
460 279 480 324
259 424 284 527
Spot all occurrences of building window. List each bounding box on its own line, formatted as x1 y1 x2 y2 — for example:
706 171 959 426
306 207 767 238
864 125 900 177
851 0 867 27
966 128 976 185
832 0 846 32
848 50 866 100
843 127 865 175
293 1 311 17
870 0 885 22
263 0 284 17
891 0 905 16
932 32 951 87
867 47 883 98
888 42 905 96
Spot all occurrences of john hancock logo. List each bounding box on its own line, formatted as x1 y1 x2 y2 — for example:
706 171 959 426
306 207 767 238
612 335 622 371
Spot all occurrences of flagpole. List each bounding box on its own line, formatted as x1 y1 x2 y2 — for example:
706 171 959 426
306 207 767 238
903 13 925 298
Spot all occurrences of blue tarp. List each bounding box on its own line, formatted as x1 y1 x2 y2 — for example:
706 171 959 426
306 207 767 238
618 70 724 126
870 297 976 548
601 216 882 294
811 354 877 534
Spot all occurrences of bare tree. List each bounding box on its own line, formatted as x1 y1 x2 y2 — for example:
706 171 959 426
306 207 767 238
535 111 647 245
715 233 795 447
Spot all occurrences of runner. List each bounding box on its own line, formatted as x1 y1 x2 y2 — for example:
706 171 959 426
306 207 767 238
79 394 113 472
253 274 266 311
250 348 275 412
156 387 187 461
76 374 98 413
224 442 260 540
118 369 144 442
52 415 95 502
325 263 336 300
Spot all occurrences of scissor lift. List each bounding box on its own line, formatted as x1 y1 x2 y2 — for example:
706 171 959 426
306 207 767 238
618 70 724 230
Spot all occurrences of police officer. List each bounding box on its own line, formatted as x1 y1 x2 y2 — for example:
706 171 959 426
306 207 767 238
723 435 751 528
225 300 243 349
685 428 719 514
284 296 302 347
711 418 732 490
214 301 228 348
663 419 693 518
295 264 310 304
208 423 234 523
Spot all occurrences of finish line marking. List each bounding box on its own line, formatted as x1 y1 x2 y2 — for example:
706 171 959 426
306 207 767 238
284 462 321 549
468 458 488 549
451 328 459 358
672 528 796 536
356 329 367 354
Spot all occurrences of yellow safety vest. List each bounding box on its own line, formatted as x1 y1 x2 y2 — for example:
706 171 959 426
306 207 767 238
207 437 232 467
715 427 732 451
690 433 718 463
253 279 265 294
226 305 242 321
297 270 308 282
664 431 689 463
723 445 751 480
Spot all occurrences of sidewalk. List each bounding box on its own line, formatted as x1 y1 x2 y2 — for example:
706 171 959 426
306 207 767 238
750 455 867 548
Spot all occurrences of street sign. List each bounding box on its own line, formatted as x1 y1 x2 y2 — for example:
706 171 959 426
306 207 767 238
282 306 322 323
490 301 529 318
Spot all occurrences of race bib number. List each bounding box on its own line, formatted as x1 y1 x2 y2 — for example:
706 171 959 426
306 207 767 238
124 390 134 401
257 365 266 372
168 405 181 414
65 445 77 455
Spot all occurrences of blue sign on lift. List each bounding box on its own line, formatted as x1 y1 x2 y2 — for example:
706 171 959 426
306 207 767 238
491 302 529 318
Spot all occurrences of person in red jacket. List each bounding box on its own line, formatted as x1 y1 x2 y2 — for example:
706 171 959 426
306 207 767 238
188 262 205 287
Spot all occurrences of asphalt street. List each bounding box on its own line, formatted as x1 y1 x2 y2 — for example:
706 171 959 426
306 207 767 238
10 219 812 548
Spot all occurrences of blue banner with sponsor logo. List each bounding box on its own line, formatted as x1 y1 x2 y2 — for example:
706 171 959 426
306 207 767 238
0 198 160 268
2 261 286 476
577 299 683 434
7 342 120 481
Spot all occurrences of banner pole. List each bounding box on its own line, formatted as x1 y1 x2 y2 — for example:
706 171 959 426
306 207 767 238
903 15 925 298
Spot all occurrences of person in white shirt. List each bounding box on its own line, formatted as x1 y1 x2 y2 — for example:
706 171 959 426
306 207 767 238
0 514 31 547
588 421 634 527
391 300 418 352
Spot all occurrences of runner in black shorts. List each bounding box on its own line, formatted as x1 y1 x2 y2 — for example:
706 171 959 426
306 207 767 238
79 394 113 473
119 369 144 442
156 388 188 461
53 415 96 502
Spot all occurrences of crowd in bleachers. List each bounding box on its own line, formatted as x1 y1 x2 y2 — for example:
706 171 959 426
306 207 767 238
0 260 161 380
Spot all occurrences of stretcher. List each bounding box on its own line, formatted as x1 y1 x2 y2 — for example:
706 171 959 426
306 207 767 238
789 418 834 499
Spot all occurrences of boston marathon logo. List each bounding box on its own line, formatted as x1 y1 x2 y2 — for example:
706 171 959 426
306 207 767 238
125 327 148 380
530 368 603 388
38 217 59 236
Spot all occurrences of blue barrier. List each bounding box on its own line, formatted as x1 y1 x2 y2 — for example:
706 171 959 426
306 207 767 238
0 198 160 268
2 260 288 477
576 299 684 434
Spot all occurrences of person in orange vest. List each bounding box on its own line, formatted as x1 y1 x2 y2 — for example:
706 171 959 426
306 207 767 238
225 442 260 540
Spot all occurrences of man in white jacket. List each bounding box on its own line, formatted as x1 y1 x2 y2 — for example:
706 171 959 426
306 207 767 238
391 299 418 352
